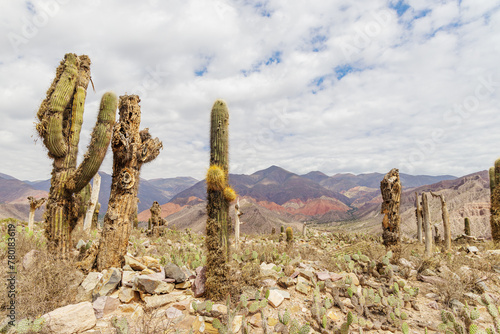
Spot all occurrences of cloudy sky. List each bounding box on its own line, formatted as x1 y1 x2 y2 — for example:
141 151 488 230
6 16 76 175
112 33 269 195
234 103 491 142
1 0 499 181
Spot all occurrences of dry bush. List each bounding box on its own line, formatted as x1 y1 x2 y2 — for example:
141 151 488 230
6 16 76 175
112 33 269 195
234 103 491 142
0 220 83 320
126 307 180 334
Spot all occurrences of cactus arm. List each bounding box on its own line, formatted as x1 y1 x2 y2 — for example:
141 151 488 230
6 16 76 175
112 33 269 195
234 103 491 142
42 53 79 158
210 99 229 169
137 129 163 163
69 92 117 193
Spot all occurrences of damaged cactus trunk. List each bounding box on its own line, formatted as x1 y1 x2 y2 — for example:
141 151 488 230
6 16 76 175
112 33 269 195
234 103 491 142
96 95 162 271
380 168 401 254
36 53 117 256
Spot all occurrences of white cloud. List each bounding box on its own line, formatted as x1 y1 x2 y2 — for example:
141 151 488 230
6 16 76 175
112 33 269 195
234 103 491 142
0 0 499 182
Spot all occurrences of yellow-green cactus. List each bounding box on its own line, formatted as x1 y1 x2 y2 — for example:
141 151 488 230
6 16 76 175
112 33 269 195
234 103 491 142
36 53 117 256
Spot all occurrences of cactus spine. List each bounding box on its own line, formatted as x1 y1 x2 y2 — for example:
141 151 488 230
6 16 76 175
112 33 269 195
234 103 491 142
489 159 500 242
36 53 117 256
205 99 232 300
95 95 162 271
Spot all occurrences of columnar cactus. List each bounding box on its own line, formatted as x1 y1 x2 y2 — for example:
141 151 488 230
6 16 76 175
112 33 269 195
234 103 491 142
415 192 423 243
36 53 117 255
489 159 500 242
464 217 471 236
95 95 162 271
205 99 235 300
286 226 293 243
380 168 401 253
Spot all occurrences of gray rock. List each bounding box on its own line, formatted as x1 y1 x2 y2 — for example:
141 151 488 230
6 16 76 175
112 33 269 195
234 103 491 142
164 263 186 283
22 249 40 271
76 239 86 251
76 272 103 302
134 276 162 294
192 266 206 298
277 277 295 289
93 296 120 319
93 268 121 299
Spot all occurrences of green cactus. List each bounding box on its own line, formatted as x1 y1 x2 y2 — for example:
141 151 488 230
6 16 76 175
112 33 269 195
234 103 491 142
286 226 293 242
206 300 213 312
402 322 409 334
298 323 311 334
281 225 285 233
36 53 117 256
489 159 500 242
205 99 233 300
464 217 471 236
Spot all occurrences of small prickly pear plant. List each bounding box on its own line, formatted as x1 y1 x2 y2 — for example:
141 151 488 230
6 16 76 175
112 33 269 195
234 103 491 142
36 53 118 256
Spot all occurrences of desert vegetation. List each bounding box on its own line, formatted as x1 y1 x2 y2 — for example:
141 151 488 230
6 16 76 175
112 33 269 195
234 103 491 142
1 52 500 334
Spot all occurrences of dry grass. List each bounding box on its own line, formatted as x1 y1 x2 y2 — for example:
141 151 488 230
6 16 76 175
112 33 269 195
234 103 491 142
0 219 83 321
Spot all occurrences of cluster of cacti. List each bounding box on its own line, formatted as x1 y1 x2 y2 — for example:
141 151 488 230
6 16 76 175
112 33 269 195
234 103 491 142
489 159 500 242
95 95 162 271
439 305 483 334
205 99 235 300
278 309 311 334
464 217 471 236
483 293 500 333
380 168 401 253
36 53 118 255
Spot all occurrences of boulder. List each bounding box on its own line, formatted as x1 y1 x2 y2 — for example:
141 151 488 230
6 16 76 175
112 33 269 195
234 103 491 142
192 266 206 298
118 287 139 303
93 268 121 299
267 290 285 308
42 302 96 333
124 255 147 271
76 272 103 302
164 263 186 283
93 296 120 319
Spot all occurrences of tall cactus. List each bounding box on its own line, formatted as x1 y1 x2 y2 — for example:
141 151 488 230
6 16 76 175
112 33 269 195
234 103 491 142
95 95 162 271
36 53 117 256
205 99 235 300
380 168 401 253
489 159 500 242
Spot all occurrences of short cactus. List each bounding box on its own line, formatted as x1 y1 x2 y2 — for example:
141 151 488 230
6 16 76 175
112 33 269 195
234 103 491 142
286 226 293 242
464 217 471 236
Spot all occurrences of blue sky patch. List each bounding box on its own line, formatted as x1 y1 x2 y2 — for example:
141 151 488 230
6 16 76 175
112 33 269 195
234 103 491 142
335 64 355 80
265 51 282 65
389 0 410 17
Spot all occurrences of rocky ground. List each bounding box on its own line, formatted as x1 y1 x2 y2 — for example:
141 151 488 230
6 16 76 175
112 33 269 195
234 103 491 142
1 222 500 334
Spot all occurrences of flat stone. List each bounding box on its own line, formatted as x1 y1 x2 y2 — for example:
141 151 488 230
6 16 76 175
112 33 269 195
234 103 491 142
165 306 183 319
232 315 243 333
249 312 262 327
146 266 165 281
267 290 285 308
93 268 121 299
299 270 314 281
172 300 190 311
296 282 310 295
123 265 134 271
155 282 175 294
213 303 228 314
329 273 343 281
93 296 120 319
177 314 197 331
327 310 340 321
297 276 310 286
141 268 156 275
276 290 290 299
261 269 281 280
142 256 162 272
144 293 186 309
42 302 96 334
134 276 162 294
316 271 331 281
260 263 275 271
125 255 147 271
175 281 192 289
399 258 415 269
165 263 187 283
467 246 479 254
118 287 139 303
262 279 276 287
277 277 295 289
122 271 139 287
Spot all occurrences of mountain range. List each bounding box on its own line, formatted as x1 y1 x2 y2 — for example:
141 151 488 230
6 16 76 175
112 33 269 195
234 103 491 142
1 166 490 238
